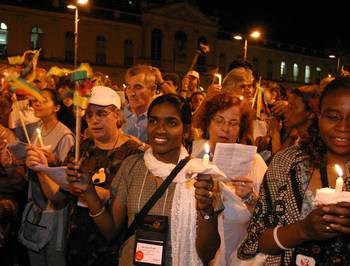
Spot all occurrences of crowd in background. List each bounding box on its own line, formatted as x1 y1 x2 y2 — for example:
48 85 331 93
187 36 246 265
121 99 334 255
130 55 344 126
0 50 350 266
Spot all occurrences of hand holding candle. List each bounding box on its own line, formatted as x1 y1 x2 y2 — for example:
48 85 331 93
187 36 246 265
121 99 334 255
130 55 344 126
36 128 44 148
335 164 344 192
202 142 210 165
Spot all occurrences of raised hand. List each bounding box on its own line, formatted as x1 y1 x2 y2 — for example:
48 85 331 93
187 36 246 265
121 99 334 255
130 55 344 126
66 160 92 194
26 145 48 170
194 174 214 214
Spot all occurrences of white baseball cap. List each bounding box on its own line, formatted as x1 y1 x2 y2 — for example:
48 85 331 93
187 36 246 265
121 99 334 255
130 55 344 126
89 86 121 109
187 70 200 79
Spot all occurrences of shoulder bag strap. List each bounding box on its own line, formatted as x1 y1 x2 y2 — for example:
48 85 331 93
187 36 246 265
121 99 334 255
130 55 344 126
120 156 190 245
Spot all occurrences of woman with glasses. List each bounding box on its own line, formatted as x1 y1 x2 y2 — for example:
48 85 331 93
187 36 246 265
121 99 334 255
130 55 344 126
238 77 350 265
192 93 267 265
26 86 143 266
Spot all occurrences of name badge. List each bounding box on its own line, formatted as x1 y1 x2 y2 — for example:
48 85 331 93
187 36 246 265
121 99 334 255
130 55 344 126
134 215 168 266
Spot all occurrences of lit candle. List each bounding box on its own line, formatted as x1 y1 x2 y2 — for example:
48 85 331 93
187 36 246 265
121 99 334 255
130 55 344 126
36 128 44 148
335 164 344 192
202 142 210 165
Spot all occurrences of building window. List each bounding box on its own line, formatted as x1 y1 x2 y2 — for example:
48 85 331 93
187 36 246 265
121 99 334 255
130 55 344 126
267 59 273 80
30 26 43 50
174 31 187 63
305 65 310 83
316 67 322 84
124 39 134 67
96 35 106 65
151 28 162 66
252 57 259 77
65 32 74 62
280 61 286 80
197 36 208 68
0 22 8 56
293 63 299 81
219 53 226 75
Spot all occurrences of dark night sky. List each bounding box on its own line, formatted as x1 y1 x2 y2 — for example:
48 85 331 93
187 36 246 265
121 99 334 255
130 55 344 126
194 0 349 54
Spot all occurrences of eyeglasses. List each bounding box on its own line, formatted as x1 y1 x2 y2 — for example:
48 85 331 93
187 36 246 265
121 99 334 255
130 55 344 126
320 111 350 124
85 109 114 120
211 115 240 127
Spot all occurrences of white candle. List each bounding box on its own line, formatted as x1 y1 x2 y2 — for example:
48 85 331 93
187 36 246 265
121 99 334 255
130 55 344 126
36 128 44 148
335 164 344 192
202 142 210 165
18 110 31 145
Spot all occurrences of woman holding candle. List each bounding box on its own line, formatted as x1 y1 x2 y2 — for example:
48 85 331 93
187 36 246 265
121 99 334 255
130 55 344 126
26 86 144 266
2 88 75 266
66 93 220 265
193 93 267 265
238 76 350 265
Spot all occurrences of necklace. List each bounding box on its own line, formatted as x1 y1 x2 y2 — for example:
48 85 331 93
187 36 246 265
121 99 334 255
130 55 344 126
41 121 59 137
111 132 120 150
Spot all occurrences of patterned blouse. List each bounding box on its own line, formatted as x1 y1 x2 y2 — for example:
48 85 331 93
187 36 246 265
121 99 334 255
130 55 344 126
237 145 350 265
65 138 143 266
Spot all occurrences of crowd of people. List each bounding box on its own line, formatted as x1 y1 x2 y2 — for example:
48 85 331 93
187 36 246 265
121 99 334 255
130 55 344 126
0 51 350 266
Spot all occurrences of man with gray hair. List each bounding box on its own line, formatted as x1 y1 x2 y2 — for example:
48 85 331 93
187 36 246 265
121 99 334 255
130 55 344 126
192 59 255 128
122 65 157 143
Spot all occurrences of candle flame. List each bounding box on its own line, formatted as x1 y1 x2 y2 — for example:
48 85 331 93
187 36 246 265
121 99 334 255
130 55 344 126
36 128 41 135
335 164 343 177
204 142 210 154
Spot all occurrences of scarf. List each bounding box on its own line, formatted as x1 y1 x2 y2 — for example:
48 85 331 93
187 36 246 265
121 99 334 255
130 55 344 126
144 146 202 266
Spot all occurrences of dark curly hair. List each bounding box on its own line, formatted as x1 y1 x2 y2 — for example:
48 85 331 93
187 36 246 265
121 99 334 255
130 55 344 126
301 76 350 167
198 93 249 143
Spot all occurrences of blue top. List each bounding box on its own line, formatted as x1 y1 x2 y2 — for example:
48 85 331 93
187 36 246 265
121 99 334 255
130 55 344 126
121 105 148 143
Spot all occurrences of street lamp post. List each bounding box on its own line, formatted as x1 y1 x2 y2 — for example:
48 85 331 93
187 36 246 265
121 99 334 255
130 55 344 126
67 0 88 68
329 54 342 75
234 31 261 61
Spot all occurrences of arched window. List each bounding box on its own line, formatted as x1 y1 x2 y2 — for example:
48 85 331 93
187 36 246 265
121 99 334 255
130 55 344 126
151 28 162 66
65 32 74 62
197 36 208 67
0 22 8 56
293 63 299 81
305 65 311 83
219 53 226 75
267 59 273 80
174 31 187 62
30 26 43 50
124 39 134 67
96 35 106 65
280 61 286 80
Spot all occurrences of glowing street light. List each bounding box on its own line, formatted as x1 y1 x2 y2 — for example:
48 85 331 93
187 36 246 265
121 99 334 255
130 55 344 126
233 30 261 61
67 0 89 68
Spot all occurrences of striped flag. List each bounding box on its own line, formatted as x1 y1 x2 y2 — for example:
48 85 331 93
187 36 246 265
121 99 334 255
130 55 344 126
8 77 45 102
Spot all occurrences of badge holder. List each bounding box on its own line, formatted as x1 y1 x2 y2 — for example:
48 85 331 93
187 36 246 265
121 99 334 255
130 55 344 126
133 215 168 266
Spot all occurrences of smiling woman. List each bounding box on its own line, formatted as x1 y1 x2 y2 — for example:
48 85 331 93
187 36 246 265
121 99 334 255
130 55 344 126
238 76 350 265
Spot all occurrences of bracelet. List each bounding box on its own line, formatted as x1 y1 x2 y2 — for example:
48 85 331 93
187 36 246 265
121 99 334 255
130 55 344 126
89 206 106 218
273 225 290 250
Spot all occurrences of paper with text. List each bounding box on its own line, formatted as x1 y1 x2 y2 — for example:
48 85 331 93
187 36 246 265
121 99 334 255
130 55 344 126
212 143 257 179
